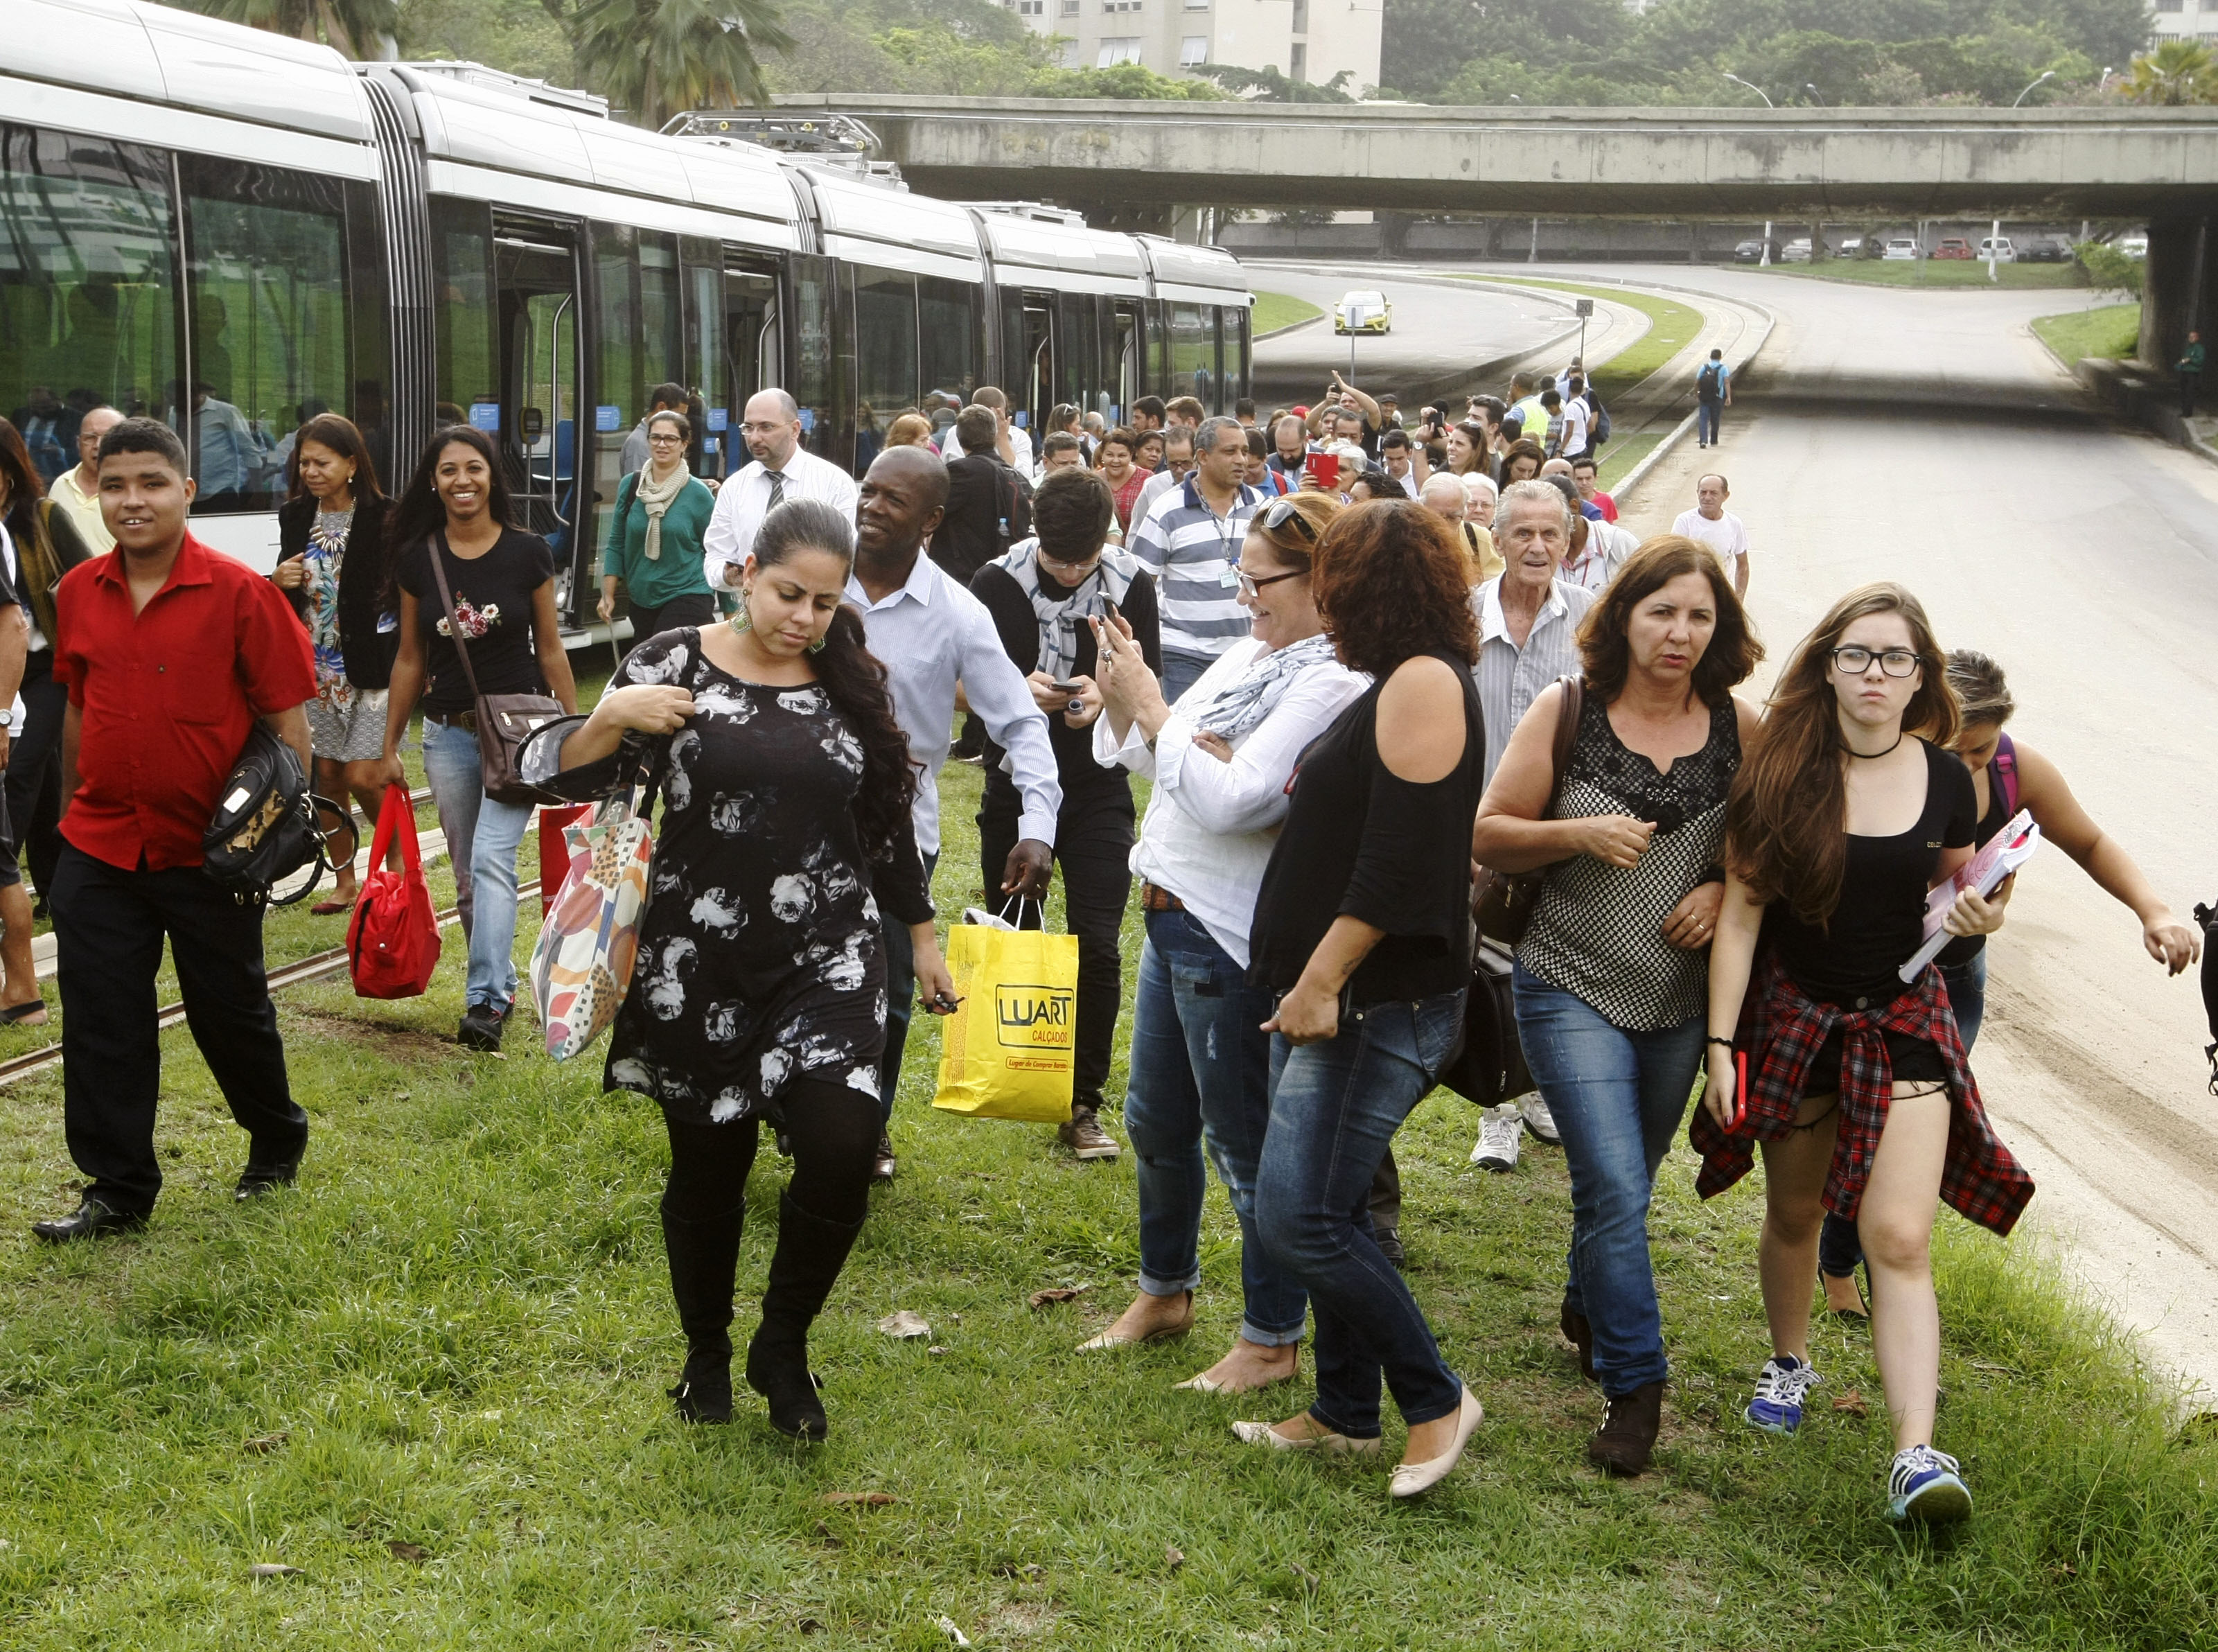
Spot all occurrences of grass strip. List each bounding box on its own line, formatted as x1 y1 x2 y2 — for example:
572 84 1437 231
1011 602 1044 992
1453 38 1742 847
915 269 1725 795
1595 432 1663 494
1450 274 1702 402
1748 260 2089 289
3 749 2214 1647
2031 303 2143 369
1251 290 1323 335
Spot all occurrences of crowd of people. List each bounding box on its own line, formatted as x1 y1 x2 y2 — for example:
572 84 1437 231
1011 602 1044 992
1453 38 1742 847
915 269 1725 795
4 346 2203 1528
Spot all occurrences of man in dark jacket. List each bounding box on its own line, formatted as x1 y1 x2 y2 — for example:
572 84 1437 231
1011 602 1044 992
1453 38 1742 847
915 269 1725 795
935 404 1032 587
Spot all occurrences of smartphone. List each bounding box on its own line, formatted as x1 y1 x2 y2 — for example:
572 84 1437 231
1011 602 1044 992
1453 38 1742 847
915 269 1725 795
1309 450 1340 491
1730 1049 1750 1132
1050 679 1082 694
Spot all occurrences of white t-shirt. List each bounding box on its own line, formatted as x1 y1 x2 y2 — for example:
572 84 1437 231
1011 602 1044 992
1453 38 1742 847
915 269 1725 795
1671 507 1749 577
1558 396 1590 457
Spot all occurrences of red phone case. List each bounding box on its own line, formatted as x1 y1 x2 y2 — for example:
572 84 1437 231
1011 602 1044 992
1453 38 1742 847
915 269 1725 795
1731 1049 1750 1132
1309 451 1339 490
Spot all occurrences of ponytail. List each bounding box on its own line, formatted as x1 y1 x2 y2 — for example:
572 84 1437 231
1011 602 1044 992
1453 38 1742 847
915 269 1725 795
809 605 920 862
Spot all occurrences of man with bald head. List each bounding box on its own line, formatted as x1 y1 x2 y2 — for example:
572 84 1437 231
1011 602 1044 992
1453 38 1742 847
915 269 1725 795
1421 471 1501 584
49 403 123 554
701 387 859 590
847 443 1061 1181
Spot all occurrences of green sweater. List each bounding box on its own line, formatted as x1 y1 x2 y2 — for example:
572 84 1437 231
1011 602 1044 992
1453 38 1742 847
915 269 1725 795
601 473 717 608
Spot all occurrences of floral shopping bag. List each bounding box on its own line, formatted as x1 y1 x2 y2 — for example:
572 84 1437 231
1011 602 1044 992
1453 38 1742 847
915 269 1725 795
530 789 654 1061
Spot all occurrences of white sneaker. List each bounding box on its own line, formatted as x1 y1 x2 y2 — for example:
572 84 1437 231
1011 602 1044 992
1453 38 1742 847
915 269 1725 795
1471 1106 1521 1172
1519 1093 1561 1145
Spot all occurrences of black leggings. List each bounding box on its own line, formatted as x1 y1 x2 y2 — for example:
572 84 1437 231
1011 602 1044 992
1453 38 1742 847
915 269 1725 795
662 1078 882 1227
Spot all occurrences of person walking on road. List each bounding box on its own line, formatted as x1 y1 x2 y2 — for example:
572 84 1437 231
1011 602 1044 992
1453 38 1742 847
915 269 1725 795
2178 330 2205 419
1472 536 1763 1476
1672 473 1752 599
1694 583 2022 1527
1696 349 1732 448
35 418 317 1242
1813 647 2204 1316
597 408 719 647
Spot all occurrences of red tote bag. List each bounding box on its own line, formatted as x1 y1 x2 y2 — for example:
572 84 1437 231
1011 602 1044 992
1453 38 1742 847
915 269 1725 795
346 784 443 999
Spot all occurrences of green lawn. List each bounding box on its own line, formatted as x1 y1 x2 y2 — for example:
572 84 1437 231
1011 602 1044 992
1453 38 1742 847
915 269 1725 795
1595 432 1663 493
1250 291 1324 335
1450 275 1705 403
2031 303 2143 369
2 731 2215 1646
1749 259 2090 289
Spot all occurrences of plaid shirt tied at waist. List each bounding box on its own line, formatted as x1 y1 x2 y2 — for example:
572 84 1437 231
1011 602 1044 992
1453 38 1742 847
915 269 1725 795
1690 950 2034 1237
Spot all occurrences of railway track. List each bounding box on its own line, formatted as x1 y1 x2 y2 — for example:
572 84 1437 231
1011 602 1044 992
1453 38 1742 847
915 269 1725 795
0 784 551 1089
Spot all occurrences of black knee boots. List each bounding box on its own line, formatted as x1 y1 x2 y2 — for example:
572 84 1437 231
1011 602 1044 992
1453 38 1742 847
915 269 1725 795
662 1202 743 1423
746 1191 865 1440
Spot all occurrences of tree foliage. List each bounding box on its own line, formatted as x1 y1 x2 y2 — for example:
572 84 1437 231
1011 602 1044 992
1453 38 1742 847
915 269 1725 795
2124 39 2218 103
566 0 795 121
183 0 401 59
1194 64 1357 101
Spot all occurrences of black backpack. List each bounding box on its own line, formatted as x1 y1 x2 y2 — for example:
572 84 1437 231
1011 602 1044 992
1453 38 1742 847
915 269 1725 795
202 722 336 907
1698 362 1723 400
1587 391 1610 446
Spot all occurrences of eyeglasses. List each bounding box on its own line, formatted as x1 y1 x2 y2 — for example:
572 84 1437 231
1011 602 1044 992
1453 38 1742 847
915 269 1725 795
1257 495 1319 543
1831 645 1922 678
646 431 685 444
1236 566 1306 598
1037 547 1102 572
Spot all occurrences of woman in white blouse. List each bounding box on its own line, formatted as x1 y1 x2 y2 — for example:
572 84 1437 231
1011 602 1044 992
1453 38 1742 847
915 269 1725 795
1080 492 1367 1394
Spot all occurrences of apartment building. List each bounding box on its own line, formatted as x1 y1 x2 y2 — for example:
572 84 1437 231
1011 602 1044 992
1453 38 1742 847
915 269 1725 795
2152 0 2218 38
1003 0 1382 93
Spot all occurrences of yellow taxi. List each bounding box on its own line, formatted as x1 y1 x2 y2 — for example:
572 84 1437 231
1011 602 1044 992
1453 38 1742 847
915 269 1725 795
1334 289 1392 335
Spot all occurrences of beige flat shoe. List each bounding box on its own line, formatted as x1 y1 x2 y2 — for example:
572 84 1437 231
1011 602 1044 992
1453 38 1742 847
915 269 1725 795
1231 1417 1380 1455
1075 1293 1192 1352
1388 1387 1484 1500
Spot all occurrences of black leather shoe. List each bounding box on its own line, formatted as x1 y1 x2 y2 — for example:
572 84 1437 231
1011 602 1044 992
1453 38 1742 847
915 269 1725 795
236 1159 301 1202
32 1197 146 1244
457 1002 508 1052
870 1131 896 1183
1375 1224 1406 1269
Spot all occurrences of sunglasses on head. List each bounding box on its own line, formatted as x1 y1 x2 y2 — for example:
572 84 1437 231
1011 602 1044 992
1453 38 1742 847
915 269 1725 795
1258 495 1318 543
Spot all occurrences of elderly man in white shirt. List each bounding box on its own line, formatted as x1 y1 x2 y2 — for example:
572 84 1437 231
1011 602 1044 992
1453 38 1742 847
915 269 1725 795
843 444 1061 1181
702 389 860 591
1669 471 1751 598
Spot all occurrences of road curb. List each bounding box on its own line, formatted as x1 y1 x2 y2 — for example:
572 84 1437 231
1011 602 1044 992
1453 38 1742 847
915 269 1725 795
1255 313 1326 342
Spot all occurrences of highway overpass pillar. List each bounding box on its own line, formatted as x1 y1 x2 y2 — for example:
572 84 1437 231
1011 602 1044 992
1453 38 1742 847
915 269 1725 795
2139 218 2217 372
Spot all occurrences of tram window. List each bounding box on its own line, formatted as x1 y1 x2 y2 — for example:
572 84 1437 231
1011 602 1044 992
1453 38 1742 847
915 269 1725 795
640 231 682 405
1145 301 1169 398
722 261 780 474
1221 306 1249 409
685 258 723 477
852 267 917 474
593 222 641 448
0 126 179 482
917 276 976 426
789 256 836 463
179 156 350 513
1171 302 1212 410
430 196 495 430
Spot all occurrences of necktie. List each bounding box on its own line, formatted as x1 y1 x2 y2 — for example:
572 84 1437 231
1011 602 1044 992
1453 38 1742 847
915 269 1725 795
764 468 786 513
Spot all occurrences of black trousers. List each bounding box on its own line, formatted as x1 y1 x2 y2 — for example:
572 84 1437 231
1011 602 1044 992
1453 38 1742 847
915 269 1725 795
978 775 1135 1110
51 843 306 1215
2 651 67 896
2183 371 2201 419
626 592 719 651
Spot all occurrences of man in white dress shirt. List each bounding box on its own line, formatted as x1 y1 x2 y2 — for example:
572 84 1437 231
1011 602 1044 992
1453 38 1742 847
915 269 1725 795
701 389 859 591
846 444 1061 1180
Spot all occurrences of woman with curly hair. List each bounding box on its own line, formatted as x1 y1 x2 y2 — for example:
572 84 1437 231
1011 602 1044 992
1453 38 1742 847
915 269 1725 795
545 497 954 1441
1694 583 2021 1526
1233 500 1488 1500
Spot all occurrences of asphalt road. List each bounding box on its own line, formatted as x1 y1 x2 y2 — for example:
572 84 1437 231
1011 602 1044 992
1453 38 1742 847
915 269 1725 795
1286 258 2218 1397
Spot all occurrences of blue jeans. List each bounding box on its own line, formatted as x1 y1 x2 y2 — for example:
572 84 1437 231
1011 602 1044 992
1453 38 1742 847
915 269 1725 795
1696 401 1722 444
1513 965 1705 1396
1256 992 1466 1439
1817 950 1987 1279
1122 908 1306 1346
421 716 534 1012
876 849 940 1123
1160 650 1212 709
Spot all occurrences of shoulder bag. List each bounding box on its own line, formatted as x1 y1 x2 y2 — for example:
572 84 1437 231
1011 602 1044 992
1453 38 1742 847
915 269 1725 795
1472 673 1583 945
202 721 335 907
424 533 566 806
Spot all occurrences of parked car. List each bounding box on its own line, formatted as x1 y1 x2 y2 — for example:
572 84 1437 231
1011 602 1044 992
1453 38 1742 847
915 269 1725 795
1732 238 1783 263
2020 236 2071 263
2118 234 2149 260
1978 236 2018 263
1882 237 1921 261
1781 238 1827 263
1935 238 1974 260
1334 288 1392 334
1838 234 1867 257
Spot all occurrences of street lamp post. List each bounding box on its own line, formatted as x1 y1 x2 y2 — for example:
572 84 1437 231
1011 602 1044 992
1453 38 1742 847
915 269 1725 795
2013 69 2057 107
1723 73 1775 108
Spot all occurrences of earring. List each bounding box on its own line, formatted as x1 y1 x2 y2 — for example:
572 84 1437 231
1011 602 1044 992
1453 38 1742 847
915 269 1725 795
728 603 752 635
807 633 828 654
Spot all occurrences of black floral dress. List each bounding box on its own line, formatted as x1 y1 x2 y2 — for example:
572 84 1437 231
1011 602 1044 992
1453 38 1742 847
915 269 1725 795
567 631 933 1125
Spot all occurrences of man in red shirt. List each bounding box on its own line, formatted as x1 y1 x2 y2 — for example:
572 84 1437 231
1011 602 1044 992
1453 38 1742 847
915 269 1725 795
33 418 317 1242
1570 455 1619 523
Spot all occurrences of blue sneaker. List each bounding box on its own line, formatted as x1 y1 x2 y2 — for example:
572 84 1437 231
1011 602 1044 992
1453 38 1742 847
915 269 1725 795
1887 1443 1972 1525
1743 1355 1822 1434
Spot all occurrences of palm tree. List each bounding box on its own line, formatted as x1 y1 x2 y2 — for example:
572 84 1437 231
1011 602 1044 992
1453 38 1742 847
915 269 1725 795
570 0 795 126
186 0 398 60
2125 40 2218 105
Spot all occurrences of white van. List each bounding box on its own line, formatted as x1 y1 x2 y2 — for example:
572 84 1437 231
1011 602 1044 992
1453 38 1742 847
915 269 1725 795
1978 236 2017 263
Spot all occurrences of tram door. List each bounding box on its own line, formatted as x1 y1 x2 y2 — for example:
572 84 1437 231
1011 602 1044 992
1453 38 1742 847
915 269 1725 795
718 256 780 477
1111 301 1144 427
493 220 583 596
1013 295 1053 439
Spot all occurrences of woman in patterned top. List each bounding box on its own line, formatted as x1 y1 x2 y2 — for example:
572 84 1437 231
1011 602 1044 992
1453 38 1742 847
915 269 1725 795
271 414 394 914
1471 536 1764 1477
549 498 952 1441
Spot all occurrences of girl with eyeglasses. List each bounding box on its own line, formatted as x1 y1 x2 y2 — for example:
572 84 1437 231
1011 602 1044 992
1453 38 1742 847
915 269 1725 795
967 466 1162 1161
1694 583 2025 1526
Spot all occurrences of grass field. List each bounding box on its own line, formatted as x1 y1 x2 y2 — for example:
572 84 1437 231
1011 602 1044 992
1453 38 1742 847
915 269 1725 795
1594 432 1663 494
1450 276 1705 403
1748 259 2091 290
1250 291 1324 336
2031 303 2144 369
3 717 2216 1646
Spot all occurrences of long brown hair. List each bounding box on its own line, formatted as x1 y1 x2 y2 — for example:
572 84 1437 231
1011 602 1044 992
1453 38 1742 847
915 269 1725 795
1577 535 1763 705
1725 582 1959 924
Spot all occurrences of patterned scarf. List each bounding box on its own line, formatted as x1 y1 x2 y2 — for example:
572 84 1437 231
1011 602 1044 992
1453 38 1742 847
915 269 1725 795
997 540 1139 680
634 459 689 561
1180 633 1341 741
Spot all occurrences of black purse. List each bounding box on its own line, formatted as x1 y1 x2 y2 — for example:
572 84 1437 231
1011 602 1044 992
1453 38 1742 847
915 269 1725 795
1438 940 1533 1107
202 722 339 907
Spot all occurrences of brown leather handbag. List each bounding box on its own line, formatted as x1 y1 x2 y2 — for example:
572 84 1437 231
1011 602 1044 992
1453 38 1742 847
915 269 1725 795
1472 673 1583 945
424 534 566 806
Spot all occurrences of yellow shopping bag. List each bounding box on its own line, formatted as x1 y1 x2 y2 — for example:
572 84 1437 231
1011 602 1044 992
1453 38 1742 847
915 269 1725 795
931 920 1078 1124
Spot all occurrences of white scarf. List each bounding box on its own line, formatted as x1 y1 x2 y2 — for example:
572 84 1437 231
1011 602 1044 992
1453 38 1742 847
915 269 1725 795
634 459 689 561
1181 633 1341 741
997 539 1140 680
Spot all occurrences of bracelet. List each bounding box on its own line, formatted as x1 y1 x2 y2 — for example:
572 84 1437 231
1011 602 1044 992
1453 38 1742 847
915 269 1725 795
1707 1036 1735 1048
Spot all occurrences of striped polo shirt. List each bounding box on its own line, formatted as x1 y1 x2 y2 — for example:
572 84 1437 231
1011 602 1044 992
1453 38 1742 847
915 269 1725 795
1127 476 1264 662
